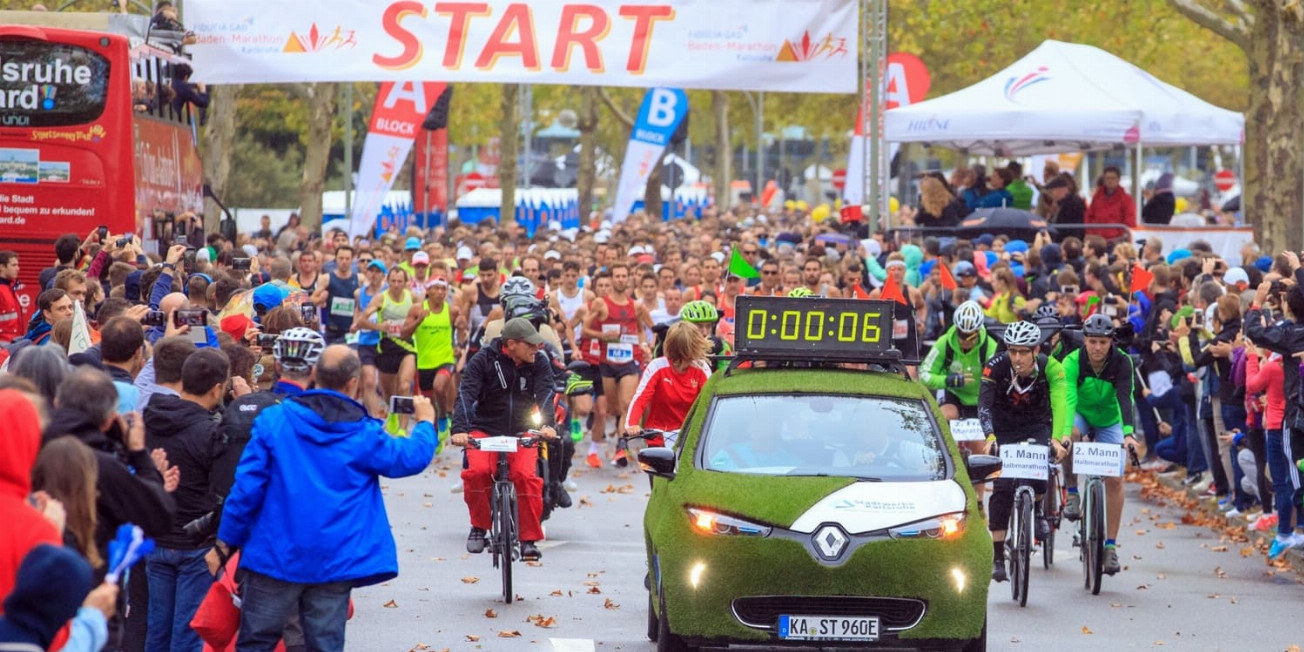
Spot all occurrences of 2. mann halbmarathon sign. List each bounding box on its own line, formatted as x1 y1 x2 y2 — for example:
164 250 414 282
187 0 858 93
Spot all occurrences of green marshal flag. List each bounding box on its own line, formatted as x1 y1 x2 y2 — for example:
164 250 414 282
728 247 759 279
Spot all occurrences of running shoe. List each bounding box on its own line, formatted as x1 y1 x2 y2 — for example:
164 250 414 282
1103 547 1121 575
613 449 629 468
1253 514 1279 532
585 452 602 468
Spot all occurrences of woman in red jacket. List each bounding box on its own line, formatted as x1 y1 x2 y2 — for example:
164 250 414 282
624 321 712 448
1084 166 1136 241
1245 340 1301 554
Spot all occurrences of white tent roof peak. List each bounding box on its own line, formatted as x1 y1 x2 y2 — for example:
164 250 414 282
884 40 1244 155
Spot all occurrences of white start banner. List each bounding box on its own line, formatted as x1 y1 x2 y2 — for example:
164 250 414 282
186 0 858 92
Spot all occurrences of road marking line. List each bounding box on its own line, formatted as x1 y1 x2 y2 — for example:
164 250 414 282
550 638 596 652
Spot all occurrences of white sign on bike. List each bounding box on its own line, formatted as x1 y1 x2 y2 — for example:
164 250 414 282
949 419 983 442
998 444 1050 480
1072 442 1125 478
479 437 519 453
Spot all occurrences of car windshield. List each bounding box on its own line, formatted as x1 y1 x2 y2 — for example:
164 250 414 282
700 394 947 481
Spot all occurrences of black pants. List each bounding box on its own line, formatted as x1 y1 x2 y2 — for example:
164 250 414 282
1246 428 1272 509
546 435 575 485
1201 416 1230 495
988 477 1047 532
120 560 149 652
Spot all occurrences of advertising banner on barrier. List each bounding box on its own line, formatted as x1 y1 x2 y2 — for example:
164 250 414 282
187 0 858 92
349 81 446 241
611 88 688 223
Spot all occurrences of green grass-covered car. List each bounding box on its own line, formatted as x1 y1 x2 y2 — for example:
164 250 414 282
638 364 1000 652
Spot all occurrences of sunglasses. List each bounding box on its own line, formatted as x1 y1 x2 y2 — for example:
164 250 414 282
761 270 779 275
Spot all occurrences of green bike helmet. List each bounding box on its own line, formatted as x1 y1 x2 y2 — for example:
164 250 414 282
788 287 814 298
679 300 720 324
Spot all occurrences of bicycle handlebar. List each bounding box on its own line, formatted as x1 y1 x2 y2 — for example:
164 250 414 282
465 431 548 449
616 429 666 452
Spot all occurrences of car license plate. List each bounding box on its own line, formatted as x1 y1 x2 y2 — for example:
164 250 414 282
778 615 879 641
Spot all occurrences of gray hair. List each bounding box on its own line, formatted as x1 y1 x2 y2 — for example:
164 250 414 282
10 344 72 406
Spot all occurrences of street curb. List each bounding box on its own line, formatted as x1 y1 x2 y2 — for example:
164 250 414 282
1147 471 1304 574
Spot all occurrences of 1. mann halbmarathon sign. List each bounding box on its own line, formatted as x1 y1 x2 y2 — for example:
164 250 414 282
186 0 858 93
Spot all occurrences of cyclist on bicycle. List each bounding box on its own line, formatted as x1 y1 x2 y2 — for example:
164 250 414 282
624 321 712 447
450 318 560 562
978 320 1070 583
1032 304 1083 361
922 301 997 497
677 300 731 369
1060 313 1137 576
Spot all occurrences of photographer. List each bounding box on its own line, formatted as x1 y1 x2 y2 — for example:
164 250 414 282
142 348 229 652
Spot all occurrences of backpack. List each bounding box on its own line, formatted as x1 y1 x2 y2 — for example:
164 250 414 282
211 390 282 500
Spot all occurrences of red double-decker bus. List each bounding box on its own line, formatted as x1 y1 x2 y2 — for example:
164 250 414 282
0 12 203 309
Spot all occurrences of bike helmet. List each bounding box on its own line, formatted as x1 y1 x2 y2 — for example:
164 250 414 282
506 296 549 324
788 287 814 298
500 276 536 300
1082 313 1116 338
953 300 985 334
1003 320 1042 348
1032 303 1058 321
679 300 719 324
273 327 326 372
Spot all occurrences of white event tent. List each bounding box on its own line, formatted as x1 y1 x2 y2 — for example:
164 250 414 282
884 40 1243 156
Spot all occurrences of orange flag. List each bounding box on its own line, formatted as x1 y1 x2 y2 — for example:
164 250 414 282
850 283 870 299
879 272 908 305
1130 263 1153 296
938 261 958 290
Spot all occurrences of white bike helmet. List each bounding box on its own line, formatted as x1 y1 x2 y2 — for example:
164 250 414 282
500 276 536 300
273 327 326 373
1003 320 1042 348
953 301 985 335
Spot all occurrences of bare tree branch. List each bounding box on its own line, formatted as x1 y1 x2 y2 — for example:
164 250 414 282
1168 0 1250 49
596 87 634 129
1222 0 1255 28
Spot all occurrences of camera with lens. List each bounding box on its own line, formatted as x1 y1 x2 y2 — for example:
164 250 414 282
182 500 222 543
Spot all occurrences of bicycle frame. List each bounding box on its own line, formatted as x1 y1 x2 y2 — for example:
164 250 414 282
471 432 542 604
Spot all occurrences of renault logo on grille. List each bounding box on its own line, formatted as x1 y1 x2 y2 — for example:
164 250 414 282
813 524 848 560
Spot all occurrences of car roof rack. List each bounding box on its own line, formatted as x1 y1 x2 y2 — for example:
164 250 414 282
717 348 910 380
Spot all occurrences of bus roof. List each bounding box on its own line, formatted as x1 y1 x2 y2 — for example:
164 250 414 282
0 10 184 50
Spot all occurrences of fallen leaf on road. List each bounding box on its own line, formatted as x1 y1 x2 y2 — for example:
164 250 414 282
437 470 447 478
410 644 429 651
616 484 636 494
383 600 398 608
423 502 433 508
549 589 564 596
461 576 480 584
617 472 630 479
1211 545 1228 552
1156 573 1166 580
1137 584 1150 590
1286 645 1300 652
1081 626 1093 635
1110 603 1123 608
1156 522 1177 530
464 635 480 642
604 598 620 610
587 572 601 577
1229 596 1238 604
484 609 497 618
498 630 521 638
583 580 600 586
1206 593 1220 599
526 614 557 628
1135 530 1148 536
1009 637 1020 643
578 497 593 508
600 484 617 494
587 586 602 594
1214 566 1228 578
526 561 542 567
1155 542 1165 549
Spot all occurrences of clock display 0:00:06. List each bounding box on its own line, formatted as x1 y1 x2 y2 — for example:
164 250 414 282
745 309 883 344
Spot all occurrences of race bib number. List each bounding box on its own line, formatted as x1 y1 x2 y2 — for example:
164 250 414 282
949 419 983 442
620 334 639 345
344 331 359 345
1072 442 1125 478
606 342 634 364
893 318 908 340
330 297 356 317
479 436 519 453
999 444 1050 480
386 322 402 337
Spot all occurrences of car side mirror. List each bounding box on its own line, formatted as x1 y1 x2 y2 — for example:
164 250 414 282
638 447 677 480
964 454 1002 484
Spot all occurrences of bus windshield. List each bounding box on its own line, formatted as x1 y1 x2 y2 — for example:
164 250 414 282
0 38 110 127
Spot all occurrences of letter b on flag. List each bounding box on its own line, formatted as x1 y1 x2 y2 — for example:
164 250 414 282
647 88 679 127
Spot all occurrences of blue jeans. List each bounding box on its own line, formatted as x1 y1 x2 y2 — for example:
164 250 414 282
1149 388 1189 467
145 547 211 652
1266 429 1298 537
237 569 351 652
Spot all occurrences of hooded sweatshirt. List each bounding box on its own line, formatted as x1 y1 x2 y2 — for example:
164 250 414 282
0 391 62 613
144 393 220 549
0 544 91 650
901 244 924 287
218 389 436 586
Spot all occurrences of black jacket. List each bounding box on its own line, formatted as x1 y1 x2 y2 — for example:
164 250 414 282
1190 317 1242 403
452 338 555 437
915 199 964 229
43 408 176 557
1142 193 1175 225
214 390 284 501
143 393 221 549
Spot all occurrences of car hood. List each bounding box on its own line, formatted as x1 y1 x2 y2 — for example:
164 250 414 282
787 480 967 534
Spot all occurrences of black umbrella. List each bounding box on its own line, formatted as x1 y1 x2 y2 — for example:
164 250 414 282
955 207 1056 242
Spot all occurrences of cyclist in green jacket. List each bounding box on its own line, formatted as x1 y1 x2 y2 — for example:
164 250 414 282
921 301 997 421
1060 313 1137 576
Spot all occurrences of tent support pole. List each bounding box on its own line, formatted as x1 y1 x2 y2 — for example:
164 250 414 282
1134 140 1142 225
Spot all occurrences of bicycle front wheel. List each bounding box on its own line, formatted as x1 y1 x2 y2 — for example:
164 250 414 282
1088 480 1105 595
498 485 517 603
1016 492 1032 607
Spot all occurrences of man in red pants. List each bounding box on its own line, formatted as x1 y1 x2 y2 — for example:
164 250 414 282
450 318 559 561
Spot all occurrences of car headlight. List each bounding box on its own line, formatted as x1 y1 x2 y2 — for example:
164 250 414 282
888 512 966 540
686 508 771 537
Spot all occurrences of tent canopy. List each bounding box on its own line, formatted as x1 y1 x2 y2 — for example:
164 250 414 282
884 40 1244 156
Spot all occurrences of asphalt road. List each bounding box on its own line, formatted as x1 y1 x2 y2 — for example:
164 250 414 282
349 446 1304 652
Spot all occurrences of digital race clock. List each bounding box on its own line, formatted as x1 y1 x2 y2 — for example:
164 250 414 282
734 296 896 359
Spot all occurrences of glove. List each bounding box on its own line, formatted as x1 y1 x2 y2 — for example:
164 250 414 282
945 373 966 389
